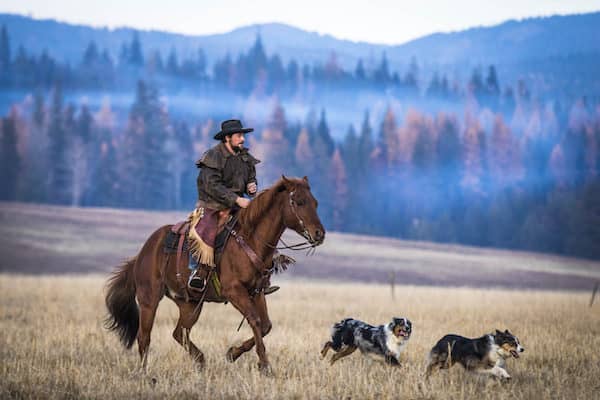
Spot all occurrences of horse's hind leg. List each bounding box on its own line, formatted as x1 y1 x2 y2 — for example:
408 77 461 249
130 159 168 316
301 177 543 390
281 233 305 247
173 300 205 368
137 300 160 372
226 293 272 364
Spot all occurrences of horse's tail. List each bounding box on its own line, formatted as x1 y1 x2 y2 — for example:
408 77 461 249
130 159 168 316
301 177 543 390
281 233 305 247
104 257 138 349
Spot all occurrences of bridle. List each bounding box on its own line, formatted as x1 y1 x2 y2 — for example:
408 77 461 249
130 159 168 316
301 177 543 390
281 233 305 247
266 189 320 252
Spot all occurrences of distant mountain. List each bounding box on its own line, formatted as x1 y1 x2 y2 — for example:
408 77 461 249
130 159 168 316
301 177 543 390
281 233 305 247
388 12 600 69
0 13 388 69
1 11 599 76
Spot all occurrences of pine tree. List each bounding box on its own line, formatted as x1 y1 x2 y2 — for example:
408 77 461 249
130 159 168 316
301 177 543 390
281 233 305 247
316 109 334 156
357 110 373 173
90 128 119 206
118 43 129 67
435 113 462 199
426 72 441 97
342 124 359 178
120 80 170 209
404 56 419 92
0 25 11 87
374 52 390 85
469 66 484 98
19 91 48 202
167 47 178 75
71 104 93 205
129 32 144 66
197 48 207 80
146 50 164 75
267 54 285 93
485 65 500 96
379 107 398 167
47 84 72 204
355 58 366 81
82 41 99 67
0 114 20 200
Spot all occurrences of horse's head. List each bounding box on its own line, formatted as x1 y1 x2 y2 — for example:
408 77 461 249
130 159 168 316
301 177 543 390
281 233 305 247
277 176 325 246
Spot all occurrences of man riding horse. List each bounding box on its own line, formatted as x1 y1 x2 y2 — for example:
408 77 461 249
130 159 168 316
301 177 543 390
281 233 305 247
188 119 280 294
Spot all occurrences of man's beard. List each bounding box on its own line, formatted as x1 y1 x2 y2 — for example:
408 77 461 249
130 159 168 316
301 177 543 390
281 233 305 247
232 143 244 153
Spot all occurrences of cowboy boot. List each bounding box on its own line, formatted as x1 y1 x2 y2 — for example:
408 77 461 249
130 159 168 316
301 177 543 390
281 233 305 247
188 254 209 291
262 270 280 295
262 253 295 295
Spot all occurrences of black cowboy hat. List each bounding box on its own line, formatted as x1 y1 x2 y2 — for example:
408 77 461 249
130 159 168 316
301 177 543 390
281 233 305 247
214 119 254 140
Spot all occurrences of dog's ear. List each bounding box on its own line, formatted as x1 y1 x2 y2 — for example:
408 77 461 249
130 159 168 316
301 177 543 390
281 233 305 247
505 329 509 334
495 329 502 335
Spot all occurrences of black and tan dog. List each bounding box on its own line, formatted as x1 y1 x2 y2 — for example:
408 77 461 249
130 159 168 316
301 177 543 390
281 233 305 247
320 317 412 366
425 329 524 380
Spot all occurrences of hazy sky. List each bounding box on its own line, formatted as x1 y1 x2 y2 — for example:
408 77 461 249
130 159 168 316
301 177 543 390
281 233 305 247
2 0 600 45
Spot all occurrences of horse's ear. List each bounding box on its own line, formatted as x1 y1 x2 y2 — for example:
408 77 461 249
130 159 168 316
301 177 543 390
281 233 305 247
277 175 289 192
303 176 309 183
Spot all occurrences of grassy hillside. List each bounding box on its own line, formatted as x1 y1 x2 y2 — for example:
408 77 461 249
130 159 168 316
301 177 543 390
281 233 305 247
1 275 599 399
1 202 599 290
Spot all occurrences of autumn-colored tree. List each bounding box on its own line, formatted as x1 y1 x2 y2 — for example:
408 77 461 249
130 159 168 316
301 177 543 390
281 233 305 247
461 113 486 194
489 114 523 188
294 128 315 178
329 148 348 230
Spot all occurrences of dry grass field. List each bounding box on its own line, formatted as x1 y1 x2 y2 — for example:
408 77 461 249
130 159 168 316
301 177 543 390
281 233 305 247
2 274 600 400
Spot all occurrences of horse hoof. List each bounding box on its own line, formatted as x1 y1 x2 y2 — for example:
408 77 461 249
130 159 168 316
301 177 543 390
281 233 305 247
258 363 274 377
194 354 206 369
226 347 238 363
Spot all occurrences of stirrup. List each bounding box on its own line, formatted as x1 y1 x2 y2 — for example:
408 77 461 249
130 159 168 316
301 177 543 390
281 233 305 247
188 273 207 292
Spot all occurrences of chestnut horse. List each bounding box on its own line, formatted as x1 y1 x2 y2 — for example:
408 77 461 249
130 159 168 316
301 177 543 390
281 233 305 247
104 176 325 375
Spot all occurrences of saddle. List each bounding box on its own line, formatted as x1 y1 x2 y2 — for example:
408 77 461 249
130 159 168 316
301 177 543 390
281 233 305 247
163 211 238 299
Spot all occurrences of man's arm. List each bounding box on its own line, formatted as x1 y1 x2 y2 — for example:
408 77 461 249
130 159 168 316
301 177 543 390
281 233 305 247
200 166 239 208
246 159 258 197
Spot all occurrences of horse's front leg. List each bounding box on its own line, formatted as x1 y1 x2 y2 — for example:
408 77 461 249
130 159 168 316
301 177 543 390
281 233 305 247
226 293 271 363
225 285 272 375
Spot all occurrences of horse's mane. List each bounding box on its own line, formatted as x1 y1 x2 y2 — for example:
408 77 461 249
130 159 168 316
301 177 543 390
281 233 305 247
238 177 306 228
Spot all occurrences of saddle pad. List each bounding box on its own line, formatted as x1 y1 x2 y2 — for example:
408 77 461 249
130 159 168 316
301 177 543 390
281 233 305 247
163 230 189 254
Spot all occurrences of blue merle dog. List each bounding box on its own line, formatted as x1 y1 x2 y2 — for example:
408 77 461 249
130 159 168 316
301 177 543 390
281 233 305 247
321 317 412 366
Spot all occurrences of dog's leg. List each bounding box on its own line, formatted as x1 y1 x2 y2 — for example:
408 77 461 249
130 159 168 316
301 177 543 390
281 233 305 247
424 351 445 379
478 366 511 380
320 341 333 359
330 346 357 365
385 352 400 366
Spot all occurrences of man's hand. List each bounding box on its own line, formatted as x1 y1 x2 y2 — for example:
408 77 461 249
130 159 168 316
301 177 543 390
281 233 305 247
247 182 257 196
236 197 251 208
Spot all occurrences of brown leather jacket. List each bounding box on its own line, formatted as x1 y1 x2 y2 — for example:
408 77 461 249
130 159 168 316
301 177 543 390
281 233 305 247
196 143 260 210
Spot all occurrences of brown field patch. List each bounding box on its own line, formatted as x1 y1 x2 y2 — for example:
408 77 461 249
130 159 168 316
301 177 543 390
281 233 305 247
1 202 599 290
